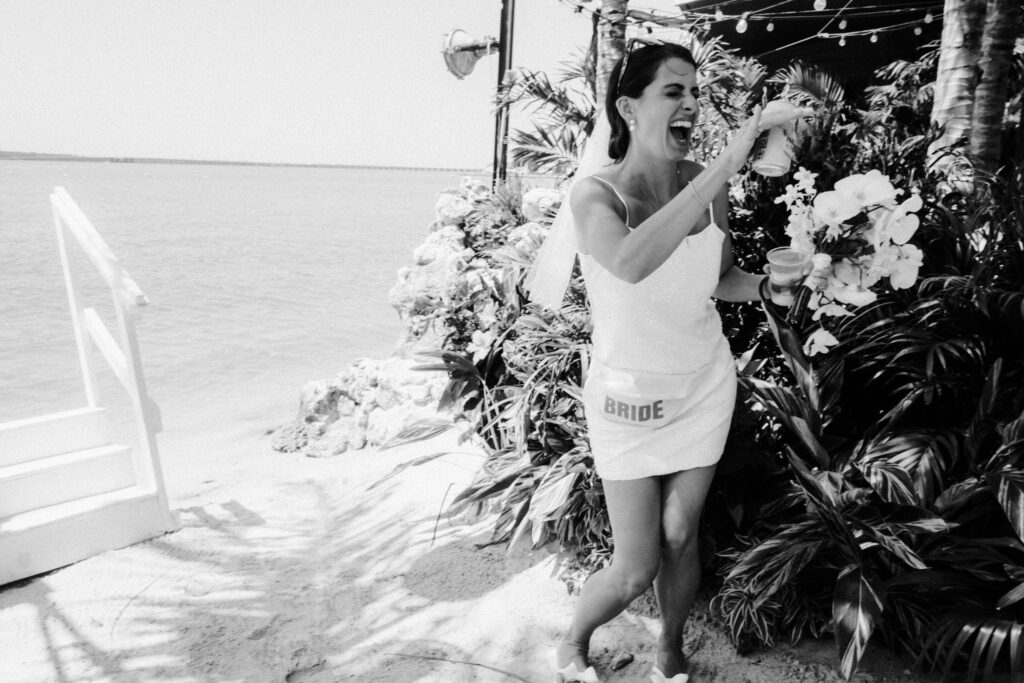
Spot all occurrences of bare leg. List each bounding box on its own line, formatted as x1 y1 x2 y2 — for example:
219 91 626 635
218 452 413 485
653 464 717 677
557 476 663 671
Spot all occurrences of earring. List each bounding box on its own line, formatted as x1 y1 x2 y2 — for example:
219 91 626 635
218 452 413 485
628 119 636 132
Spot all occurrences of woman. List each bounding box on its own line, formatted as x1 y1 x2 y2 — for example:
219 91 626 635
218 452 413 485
554 42 807 683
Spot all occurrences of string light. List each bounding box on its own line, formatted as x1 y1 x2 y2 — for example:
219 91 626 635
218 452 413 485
838 17 847 30
736 13 749 33
813 0 826 10
767 20 775 32
914 25 923 35
715 8 724 21
870 32 878 42
839 35 846 46
924 11 934 23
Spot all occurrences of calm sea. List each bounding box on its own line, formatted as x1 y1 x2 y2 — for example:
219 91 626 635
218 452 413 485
1 160 470 486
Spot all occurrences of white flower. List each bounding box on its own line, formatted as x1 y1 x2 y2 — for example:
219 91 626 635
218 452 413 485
794 167 818 189
831 283 877 306
813 191 861 226
811 253 833 271
812 303 853 321
883 193 923 245
435 192 474 226
834 169 897 208
803 328 840 356
466 329 496 363
889 244 923 290
521 188 563 222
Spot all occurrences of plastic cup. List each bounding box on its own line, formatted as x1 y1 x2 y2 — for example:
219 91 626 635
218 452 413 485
752 125 794 177
766 247 811 306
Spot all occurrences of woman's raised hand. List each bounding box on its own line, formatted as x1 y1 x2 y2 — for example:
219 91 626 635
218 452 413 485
758 100 816 132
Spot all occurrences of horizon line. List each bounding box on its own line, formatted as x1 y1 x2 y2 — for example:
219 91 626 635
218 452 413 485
0 150 484 173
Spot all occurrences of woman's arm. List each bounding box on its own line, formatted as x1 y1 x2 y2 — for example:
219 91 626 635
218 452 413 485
573 110 762 284
711 187 766 303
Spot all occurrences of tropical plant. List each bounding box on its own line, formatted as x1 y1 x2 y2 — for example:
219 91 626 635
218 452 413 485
713 156 1024 681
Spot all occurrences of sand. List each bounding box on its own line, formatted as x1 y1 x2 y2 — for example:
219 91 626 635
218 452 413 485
0 426 938 682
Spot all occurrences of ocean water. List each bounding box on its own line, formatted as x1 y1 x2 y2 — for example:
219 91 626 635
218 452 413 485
0 160 469 490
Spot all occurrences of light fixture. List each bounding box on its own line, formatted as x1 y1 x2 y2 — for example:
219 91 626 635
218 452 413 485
924 11 933 23
715 7 724 21
870 32 878 43
767 20 775 31
838 17 847 29
736 13 749 33
838 35 846 46
813 0 826 10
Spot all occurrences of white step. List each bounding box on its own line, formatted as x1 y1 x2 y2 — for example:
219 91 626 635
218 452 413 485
0 443 135 517
0 486 179 585
0 407 112 467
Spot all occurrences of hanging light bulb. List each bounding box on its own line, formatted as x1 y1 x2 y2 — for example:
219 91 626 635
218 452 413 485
813 0 826 10
838 17 847 30
766 20 775 32
736 14 749 33
924 11 934 23
838 35 846 46
914 25 923 35
715 7 724 21
870 32 878 43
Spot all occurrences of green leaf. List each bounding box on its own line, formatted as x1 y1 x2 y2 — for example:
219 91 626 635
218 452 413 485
987 470 1024 544
997 581 1024 611
378 418 455 451
367 451 454 490
833 565 885 681
859 461 919 506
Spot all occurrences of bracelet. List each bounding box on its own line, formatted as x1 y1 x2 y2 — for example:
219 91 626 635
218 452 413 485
688 183 710 207
758 275 771 302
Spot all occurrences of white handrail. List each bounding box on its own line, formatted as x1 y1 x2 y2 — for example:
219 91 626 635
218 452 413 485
50 188 175 531
50 188 148 308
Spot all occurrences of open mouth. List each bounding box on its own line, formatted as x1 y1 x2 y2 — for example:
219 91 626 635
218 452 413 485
669 119 692 144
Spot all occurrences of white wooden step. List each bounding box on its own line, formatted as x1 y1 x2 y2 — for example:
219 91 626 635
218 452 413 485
0 407 112 467
0 485 179 585
0 443 135 517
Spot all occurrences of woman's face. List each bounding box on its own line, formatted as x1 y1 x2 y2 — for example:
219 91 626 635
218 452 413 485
624 57 700 161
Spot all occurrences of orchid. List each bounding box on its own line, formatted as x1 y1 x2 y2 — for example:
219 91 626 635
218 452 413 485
803 328 839 356
777 167 924 356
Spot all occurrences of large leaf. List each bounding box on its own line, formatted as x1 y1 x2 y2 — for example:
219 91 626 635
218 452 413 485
919 614 1024 683
986 469 1024 543
833 565 885 681
859 461 919 506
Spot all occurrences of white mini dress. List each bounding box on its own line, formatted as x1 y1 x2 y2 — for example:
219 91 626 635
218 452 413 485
579 177 737 481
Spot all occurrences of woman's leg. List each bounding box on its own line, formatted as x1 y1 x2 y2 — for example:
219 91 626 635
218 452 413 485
557 475 663 670
652 464 717 676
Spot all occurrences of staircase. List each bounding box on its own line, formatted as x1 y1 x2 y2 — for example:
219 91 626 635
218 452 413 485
0 189 178 586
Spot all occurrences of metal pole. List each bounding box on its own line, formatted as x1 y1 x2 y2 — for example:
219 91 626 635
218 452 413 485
492 0 515 186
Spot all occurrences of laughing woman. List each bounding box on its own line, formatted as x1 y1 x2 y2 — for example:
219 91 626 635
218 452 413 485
553 42 808 683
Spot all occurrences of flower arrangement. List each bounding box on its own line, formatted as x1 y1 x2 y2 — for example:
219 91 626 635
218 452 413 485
777 167 924 355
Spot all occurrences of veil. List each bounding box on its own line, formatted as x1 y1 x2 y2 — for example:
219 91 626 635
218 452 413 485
524 110 614 309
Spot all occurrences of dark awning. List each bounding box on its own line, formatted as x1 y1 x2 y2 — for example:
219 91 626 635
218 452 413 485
677 1 944 92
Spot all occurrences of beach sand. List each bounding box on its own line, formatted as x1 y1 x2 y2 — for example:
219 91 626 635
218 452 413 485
0 426 937 682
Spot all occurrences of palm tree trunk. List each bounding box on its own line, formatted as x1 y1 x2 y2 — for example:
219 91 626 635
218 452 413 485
594 0 628 107
969 0 1021 173
927 0 987 166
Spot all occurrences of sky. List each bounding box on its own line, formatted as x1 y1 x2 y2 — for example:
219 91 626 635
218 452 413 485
0 0 684 169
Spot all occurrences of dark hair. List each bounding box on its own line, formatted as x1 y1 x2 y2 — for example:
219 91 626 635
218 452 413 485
606 43 697 161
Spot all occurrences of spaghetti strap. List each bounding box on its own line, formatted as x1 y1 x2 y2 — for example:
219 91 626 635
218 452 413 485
708 198 715 226
591 176 631 228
